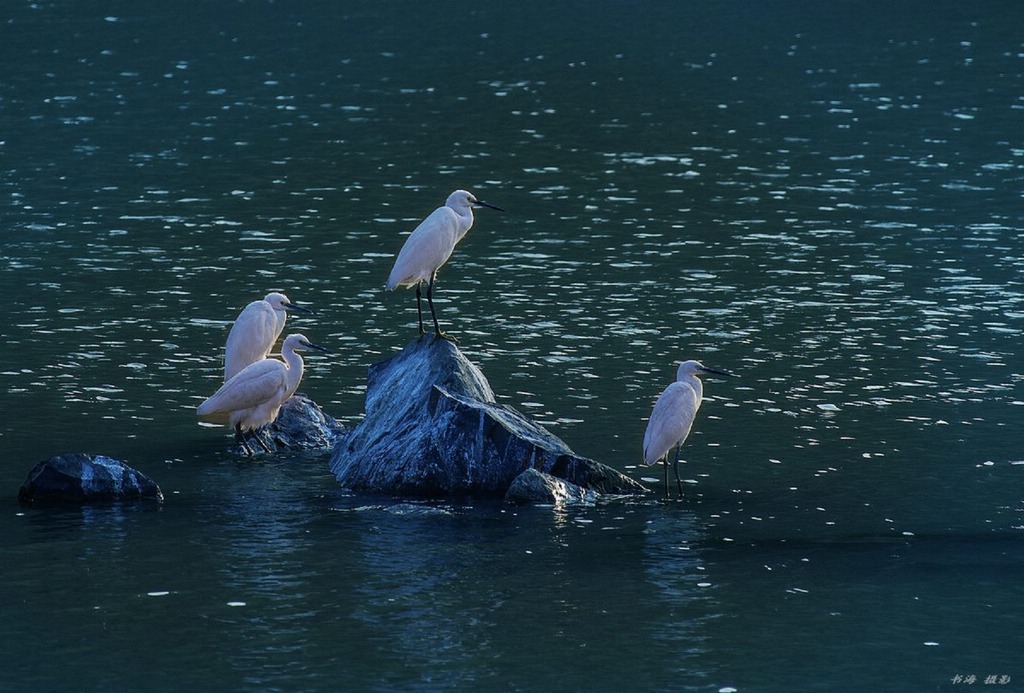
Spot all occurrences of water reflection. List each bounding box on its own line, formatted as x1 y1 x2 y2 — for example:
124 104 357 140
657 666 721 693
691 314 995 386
338 502 512 688
182 462 341 688
17 501 150 545
324 500 720 690
638 504 717 686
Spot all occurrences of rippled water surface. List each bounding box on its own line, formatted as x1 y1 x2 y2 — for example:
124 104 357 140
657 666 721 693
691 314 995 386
2 2 1023 691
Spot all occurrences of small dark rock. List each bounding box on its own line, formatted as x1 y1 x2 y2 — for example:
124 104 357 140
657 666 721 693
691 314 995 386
227 395 349 456
505 468 597 506
264 394 348 451
329 336 647 500
18 453 163 505
547 455 647 495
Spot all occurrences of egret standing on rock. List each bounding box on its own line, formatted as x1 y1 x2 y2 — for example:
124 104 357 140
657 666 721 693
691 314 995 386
385 189 504 343
198 333 330 456
223 292 312 382
643 359 735 498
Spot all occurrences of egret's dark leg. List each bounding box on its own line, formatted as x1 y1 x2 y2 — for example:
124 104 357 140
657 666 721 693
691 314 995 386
663 456 669 498
235 424 253 457
426 271 442 334
427 270 458 344
674 444 684 499
250 428 272 454
415 283 426 335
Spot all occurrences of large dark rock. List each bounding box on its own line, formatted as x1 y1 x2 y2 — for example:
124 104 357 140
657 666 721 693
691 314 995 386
18 454 163 505
329 337 647 500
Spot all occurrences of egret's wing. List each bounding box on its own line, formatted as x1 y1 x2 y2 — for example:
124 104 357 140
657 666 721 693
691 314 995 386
642 381 700 464
198 360 285 416
223 302 278 380
386 207 460 289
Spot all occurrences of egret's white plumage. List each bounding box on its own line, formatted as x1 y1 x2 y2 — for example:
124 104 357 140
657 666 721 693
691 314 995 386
643 359 734 497
386 189 503 342
198 333 328 455
223 292 312 382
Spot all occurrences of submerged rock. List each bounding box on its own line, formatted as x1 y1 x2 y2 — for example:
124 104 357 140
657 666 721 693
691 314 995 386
18 454 163 505
504 468 597 506
329 337 646 500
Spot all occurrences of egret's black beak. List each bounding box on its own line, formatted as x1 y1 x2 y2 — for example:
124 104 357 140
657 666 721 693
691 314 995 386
701 366 737 378
286 303 314 314
301 340 331 354
473 199 505 212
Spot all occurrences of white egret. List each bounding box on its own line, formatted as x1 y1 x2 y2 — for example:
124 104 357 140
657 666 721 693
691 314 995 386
223 292 312 382
385 189 504 343
198 333 329 456
643 360 735 498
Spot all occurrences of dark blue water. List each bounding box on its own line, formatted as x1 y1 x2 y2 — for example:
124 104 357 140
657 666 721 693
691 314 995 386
2 1 1022 691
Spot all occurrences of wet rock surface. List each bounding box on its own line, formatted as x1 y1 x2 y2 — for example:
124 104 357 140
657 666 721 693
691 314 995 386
260 394 348 453
504 468 598 506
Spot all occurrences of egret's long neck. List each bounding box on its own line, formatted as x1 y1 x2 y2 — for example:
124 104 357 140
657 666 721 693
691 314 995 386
283 348 305 396
454 207 475 243
685 374 704 405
